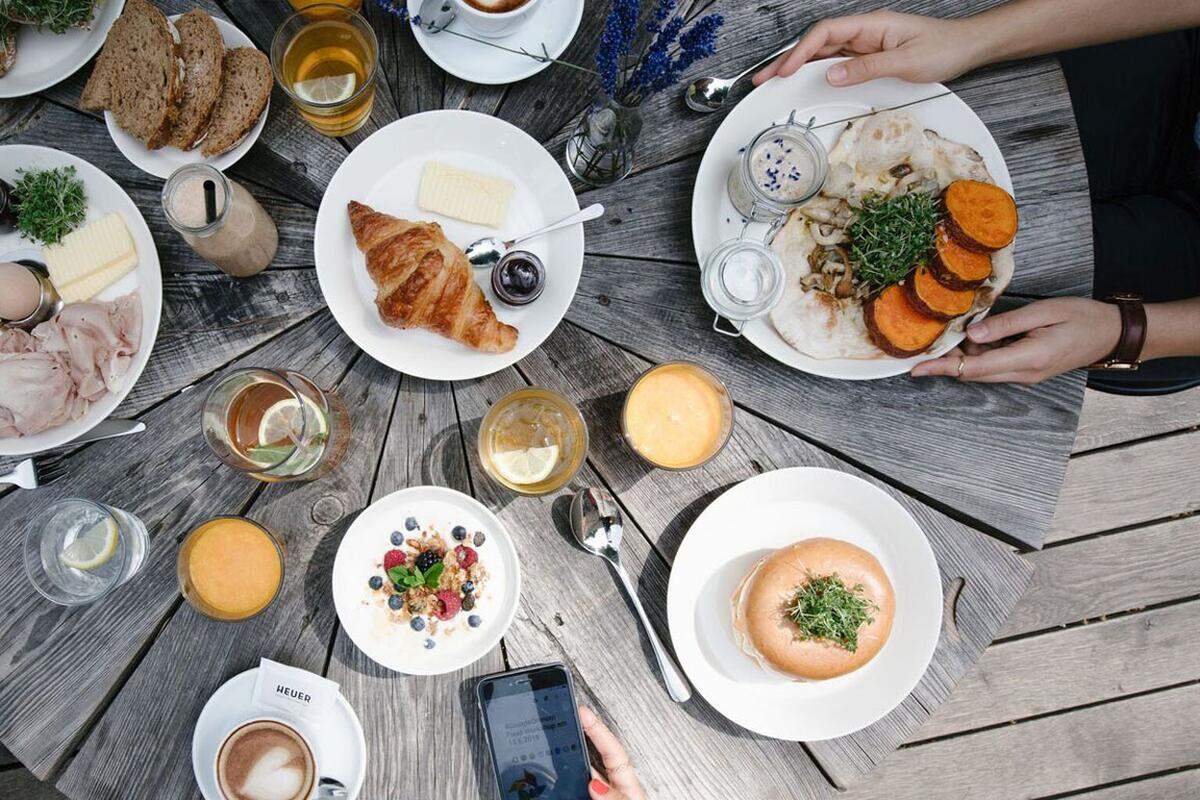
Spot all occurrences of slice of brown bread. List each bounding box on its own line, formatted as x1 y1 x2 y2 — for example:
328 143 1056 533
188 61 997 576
80 0 182 150
201 47 270 157
166 10 225 150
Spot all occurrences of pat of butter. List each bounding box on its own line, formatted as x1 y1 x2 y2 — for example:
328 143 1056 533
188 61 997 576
44 213 138 302
418 161 514 228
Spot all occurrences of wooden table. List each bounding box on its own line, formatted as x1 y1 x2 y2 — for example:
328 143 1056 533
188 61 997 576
0 1 1092 797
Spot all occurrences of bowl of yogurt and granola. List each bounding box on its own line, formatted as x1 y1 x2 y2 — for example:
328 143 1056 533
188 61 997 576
332 485 520 675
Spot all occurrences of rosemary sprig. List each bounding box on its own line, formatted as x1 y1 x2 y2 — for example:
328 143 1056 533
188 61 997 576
12 165 86 245
786 573 878 653
3 0 97 34
847 191 941 291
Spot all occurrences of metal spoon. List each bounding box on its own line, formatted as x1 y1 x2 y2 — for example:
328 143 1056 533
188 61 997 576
569 487 692 703
684 39 800 113
416 0 455 32
466 203 604 269
317 777 348 798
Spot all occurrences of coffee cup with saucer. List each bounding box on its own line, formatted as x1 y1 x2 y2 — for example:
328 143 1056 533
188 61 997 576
214 716 321 800
453 0 542 38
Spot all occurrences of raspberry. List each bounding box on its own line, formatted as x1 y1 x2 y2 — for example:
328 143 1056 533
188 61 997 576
454 545 478 569
435 589 462 620
383 549 407 571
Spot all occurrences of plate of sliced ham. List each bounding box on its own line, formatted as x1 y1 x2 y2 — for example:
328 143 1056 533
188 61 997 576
0 145 161 457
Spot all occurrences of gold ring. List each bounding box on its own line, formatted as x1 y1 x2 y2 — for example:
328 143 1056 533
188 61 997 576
956 355 966 378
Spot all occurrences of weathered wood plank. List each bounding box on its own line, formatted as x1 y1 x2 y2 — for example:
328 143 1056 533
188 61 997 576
567 259 1084 550
452 366 839 800
1067 769 1200 800
56 342 398 800
1003 515 1200 637
841 684 1200 800
0 313 354 778
1074 386 1200 454
518 320 1032 787
0 769 68 800
1049 430 1200 543
915 601 1200 741
325 376 506 800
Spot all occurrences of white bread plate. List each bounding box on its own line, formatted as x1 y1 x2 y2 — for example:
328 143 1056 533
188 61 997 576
0 145 162 458
105 14 268 180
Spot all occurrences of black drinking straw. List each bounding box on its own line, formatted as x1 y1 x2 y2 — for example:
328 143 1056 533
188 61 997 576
203 179 217 225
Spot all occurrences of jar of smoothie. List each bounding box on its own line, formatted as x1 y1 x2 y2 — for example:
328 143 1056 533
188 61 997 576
727 112 828 222
162 164 278 277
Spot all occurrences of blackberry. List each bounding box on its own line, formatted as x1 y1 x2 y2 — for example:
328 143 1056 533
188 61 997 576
414 550 442 572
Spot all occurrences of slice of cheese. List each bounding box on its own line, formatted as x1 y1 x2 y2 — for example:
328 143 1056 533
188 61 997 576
44 212 138 303
418 161 514 228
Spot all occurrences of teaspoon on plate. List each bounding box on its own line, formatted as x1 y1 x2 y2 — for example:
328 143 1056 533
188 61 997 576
684 39 801 113
466 203 604 269
569 486 692 703
415 0 456 32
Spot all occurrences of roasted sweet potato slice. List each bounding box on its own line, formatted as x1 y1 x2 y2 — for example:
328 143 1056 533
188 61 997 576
905 265 976 321
864 284 947 357
943 179 1018 252
929 223 992 289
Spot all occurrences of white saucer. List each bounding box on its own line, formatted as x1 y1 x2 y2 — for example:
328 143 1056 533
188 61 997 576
106 15 269 179
406 0 583 85
191 668 367 799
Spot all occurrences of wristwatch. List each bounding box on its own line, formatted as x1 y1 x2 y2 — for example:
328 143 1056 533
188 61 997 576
1089 293 1146 370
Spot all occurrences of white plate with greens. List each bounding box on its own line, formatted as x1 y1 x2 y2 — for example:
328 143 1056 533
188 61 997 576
0 0 126 99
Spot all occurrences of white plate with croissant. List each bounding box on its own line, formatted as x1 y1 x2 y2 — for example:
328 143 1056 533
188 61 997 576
314 110 584 381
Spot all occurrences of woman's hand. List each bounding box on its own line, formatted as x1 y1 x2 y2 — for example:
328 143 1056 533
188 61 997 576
579 706 645 800
910 298 1122 384
752 11 988 88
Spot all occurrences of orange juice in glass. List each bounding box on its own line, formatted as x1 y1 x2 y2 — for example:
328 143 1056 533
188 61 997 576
271 3 378 137
178 517 284 622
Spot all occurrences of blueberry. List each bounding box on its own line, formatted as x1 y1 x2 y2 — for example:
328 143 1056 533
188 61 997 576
424 638 436 650
462 594 476 611
388 595 404 611
410 616 426 632
452 525 468 541
405 516 419 531
390 531 404 546
473 531 486 547
368 575 383 590
462 580 475 594
468 615 482 628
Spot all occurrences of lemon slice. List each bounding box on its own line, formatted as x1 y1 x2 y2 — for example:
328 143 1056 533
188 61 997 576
491 445 559 486
60 516 119 571
258 395 328 447
293 73 356 104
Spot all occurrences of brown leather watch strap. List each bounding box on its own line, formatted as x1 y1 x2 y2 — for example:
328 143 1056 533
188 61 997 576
1090 294 1146 370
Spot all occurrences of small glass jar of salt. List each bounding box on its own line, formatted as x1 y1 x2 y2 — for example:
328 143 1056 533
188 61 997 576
162 164 278 277
727 112 828 222
700 237 785 336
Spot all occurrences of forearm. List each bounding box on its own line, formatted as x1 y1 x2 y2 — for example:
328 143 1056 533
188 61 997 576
961 0 1200 68
1142 298 1200 361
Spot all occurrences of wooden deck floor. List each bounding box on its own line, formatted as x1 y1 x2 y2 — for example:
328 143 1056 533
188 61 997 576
3 385 1197 800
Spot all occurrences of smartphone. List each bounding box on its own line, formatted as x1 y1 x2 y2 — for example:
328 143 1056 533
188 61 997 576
476 663 592 800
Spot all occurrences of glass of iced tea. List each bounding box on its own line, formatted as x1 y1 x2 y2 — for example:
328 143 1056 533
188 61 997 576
478 387 588 496
271 3 378 137
201 367 350 482
289 0 362 9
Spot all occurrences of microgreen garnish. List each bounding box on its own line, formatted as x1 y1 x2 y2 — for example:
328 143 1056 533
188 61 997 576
847 191 941 291
786 574 878 653
388 562 443 590
4 0 97 34
12 166 86 245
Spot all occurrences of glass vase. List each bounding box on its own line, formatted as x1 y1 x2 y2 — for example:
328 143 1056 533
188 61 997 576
564 97 643 187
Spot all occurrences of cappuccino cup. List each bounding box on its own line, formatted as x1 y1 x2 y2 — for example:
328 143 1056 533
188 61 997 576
453 0 541 39
215 717 318 800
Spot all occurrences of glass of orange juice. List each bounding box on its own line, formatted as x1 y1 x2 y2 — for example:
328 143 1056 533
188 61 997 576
271 3 378 137
178 517 285 622
621 362 734 470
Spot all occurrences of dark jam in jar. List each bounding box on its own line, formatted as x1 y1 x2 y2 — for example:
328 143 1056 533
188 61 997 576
491 251 546 306
0 179 17 233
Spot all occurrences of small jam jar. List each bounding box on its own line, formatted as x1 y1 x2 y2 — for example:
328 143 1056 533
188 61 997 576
491 250 546 306
727 113 828 222
700 238 785 337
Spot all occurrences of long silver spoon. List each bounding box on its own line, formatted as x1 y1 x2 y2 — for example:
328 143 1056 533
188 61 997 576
569 487 692 703
684 39 800 113
466 203 604 269
415 0 456 32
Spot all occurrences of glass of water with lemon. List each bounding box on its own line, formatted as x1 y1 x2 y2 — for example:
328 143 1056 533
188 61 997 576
201 367 350 483
478 387 589 496
271 3 378 137
24 499 149 605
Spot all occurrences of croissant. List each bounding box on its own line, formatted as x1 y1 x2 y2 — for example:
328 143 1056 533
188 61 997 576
347 201 518 353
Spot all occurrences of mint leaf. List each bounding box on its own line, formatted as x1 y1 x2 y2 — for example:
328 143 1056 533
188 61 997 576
387 566 411 585
424 563 444 589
